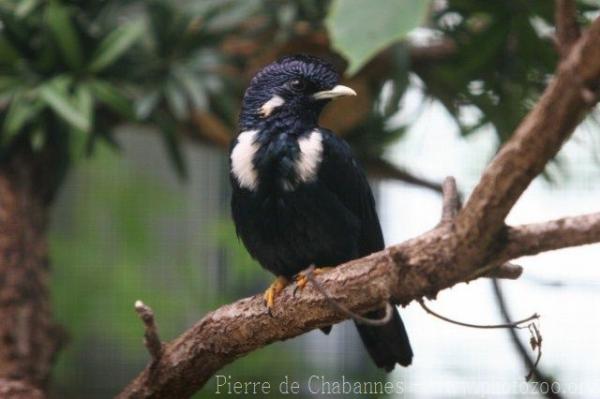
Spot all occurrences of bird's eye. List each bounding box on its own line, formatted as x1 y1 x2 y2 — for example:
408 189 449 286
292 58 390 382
289 78 306 92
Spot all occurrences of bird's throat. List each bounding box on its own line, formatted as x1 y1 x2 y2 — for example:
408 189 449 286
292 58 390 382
230 129 323 192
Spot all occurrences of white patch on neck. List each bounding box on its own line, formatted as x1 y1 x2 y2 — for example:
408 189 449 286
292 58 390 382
295 130 323 184
230 130 259 190
259 95 285 118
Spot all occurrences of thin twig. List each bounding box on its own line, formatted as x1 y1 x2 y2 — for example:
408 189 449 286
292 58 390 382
491 280 559 397
304 265 394 326
418 299 539 329
485 262 523 280
419 296 546 385
364 158 443 194
555 0 580 58
134 300 163 363
527 322 544 382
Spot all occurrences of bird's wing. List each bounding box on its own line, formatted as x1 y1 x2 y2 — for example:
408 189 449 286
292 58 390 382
318 129 385 256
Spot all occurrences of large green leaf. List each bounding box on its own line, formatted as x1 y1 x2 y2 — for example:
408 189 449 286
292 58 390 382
46 2 84 70
88 20 145 73
326 0 430 75
39 77 91 132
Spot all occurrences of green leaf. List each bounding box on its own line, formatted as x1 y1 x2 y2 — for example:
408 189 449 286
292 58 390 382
135 91 160 120
0 37 20 66
88 20 145 73
46 2 84 70
165 79 188 119
39 77 91 132
326 0 430 75
15 0 41 18
173 67 208 110
29 127 46 152
75 84 94 129
0 77 20 96
155 114 188 180
89 80 135 119
3 90 44 141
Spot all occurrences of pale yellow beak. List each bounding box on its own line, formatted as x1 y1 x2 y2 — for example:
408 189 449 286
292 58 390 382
312 85 357 100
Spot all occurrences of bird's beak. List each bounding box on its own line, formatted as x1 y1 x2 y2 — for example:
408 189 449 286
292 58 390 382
312 85 357 100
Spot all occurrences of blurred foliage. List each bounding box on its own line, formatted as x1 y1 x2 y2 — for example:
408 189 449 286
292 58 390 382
50 145 188 396
422 0 556 140
0 0 266 178
2 0 597 178
419 0 598 141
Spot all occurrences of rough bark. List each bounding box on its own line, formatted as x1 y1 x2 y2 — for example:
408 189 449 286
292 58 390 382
0 145 65 396
0 379 45 399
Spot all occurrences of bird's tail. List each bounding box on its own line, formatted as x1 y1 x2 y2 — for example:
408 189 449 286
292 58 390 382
354 305 413 371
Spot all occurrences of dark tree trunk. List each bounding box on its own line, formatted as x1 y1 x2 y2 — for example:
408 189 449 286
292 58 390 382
0 143 65 397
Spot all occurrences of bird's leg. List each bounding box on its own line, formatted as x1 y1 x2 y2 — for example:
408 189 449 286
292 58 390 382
294 266 334 294
263 276 290 312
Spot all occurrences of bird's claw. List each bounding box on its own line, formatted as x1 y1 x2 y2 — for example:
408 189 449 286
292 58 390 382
293 274 309 297
263 276 289 315
293 266 333 297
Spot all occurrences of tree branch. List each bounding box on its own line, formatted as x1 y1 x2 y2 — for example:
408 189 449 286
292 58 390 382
500 212 600 261
439 176 460 223
363 158 443 193
0 379 44 399
452 15 600 267
134 301 163 364
555 0 580 58
118 211 600 399
118 14 600 399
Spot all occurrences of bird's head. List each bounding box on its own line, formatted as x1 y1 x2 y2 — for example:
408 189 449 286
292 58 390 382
239 55 356 131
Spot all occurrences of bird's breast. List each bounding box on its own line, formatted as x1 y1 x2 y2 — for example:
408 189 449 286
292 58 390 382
230 129 324 192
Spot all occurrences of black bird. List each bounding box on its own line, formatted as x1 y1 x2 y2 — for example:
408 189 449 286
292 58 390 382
229 55 413 371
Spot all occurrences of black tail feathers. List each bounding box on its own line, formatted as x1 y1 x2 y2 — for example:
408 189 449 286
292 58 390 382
355 306 413 371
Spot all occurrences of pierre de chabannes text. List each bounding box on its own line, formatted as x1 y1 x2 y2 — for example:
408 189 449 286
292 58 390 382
215 375 406 395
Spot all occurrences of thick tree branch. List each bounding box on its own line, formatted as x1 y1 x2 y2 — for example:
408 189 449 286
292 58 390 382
453 15 600 267
118 212 600 399
118 14 600 399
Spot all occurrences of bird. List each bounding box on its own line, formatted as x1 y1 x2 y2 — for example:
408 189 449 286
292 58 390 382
229 54 413 371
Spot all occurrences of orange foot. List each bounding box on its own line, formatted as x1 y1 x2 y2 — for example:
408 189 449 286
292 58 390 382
263 276 290 313
294 266 333 295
